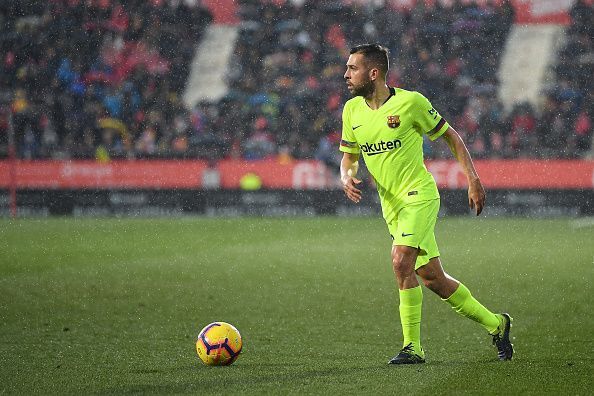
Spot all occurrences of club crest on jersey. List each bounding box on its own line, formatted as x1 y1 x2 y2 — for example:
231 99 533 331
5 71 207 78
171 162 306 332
387 115 400 128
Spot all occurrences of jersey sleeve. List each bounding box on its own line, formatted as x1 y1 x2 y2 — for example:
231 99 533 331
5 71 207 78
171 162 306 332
413 92 450 141
339 102 360 154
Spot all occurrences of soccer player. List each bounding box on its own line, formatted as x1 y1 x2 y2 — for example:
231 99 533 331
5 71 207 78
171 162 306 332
339 44 513 364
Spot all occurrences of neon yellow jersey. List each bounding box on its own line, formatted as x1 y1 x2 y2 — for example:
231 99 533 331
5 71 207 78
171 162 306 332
339 88 449 221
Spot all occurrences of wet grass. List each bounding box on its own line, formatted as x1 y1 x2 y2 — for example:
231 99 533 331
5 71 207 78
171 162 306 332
1 217 592 394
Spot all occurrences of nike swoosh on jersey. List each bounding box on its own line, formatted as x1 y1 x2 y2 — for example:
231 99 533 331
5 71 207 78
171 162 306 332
352 125 363 130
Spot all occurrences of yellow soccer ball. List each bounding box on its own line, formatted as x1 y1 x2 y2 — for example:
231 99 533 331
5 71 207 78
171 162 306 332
196 322 243 366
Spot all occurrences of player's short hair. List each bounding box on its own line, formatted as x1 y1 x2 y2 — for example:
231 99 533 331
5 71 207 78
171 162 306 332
350 44 389 77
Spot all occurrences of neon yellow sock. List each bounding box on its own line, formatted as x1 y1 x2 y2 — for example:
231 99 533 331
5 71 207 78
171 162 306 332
399 286 423 350
444 283 501 334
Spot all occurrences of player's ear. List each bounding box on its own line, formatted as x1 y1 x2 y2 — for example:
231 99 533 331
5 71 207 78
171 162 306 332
369 68 378 81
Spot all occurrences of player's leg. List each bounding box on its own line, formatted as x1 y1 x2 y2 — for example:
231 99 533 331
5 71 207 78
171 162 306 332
413 256 458 297
388 244 425 364
416 258 500 331
386 202 437 365
416 258 514 360
391 244 420 290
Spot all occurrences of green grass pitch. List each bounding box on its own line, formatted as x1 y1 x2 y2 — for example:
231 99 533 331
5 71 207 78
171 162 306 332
1 217 593 394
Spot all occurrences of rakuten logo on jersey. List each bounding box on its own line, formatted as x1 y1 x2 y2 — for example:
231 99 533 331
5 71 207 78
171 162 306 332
359 139 402 156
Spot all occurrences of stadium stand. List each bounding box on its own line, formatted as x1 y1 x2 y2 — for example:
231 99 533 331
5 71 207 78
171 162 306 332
0 0 591 161
542 0 593 158
1 0 212 160
220 0 514 163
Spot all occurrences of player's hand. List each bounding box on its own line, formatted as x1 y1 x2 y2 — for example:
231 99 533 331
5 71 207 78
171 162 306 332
468 178 486 216
341 175 362 203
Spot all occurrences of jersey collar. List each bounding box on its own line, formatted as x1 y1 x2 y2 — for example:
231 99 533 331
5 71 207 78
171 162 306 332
365 86 396 110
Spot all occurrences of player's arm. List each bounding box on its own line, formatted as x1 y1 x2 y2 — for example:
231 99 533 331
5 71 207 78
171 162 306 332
340 152 362 203
339 101 362 203
441 127 486 216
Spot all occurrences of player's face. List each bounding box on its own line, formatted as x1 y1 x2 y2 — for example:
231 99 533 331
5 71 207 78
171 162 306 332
344 53 374 97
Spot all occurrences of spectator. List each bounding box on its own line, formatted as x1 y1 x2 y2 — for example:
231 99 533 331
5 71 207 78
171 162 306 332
243 116 276 160
507 103 537 158
571 109 592 157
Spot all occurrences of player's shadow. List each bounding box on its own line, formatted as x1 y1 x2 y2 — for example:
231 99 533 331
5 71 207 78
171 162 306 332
99 383 196 395
99 363 399 394
102 359 519 394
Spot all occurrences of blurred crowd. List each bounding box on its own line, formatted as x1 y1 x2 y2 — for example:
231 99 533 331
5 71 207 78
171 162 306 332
221 0 515 165
0 0 592 162
0 0 212 160
538 0 593 158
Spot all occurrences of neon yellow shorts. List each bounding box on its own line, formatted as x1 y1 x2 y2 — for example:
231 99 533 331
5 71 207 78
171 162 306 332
386 198 440 270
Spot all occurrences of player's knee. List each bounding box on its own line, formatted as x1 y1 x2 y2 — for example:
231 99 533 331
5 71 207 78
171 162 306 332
391 252 415 278
420 274 452 298
421 277 439 292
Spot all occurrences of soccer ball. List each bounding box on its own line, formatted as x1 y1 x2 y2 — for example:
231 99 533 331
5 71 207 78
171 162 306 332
196 322 243 366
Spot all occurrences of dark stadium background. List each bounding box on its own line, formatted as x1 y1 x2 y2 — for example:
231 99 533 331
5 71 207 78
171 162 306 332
0 0 592 217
